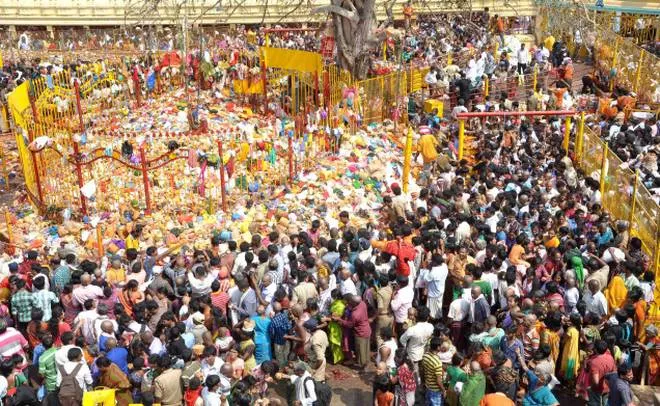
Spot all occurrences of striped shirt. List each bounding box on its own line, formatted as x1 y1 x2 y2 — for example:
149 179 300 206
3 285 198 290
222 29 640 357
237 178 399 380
0 328 28 361
421 352 444 391
33 289 60 322
11 289 34 323
38 347 58 391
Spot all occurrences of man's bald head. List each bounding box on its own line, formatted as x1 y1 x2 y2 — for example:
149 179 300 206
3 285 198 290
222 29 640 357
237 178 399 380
471 285 482 299
220 363 233 377
81 273 92 285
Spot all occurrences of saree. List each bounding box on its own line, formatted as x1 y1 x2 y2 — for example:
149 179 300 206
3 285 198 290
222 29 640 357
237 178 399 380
458 371 485 406
251 315 273 364
543 329 560 364
99 364 133 406
328 299 346 364
570 256 585 290
559 326 579 381
604 275 628 315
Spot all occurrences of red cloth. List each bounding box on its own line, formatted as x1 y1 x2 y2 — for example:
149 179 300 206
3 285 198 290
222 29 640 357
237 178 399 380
589 351 616 394
383 240 416 277
338 301 371 338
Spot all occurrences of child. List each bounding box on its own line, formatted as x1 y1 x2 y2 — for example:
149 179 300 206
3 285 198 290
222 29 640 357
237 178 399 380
391 349 416 406
374 373 394 406
184 376 204 406
372 362 390 402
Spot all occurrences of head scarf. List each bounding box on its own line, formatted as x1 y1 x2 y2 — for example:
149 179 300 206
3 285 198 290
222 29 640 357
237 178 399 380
571 256 585 290
605 275 628 315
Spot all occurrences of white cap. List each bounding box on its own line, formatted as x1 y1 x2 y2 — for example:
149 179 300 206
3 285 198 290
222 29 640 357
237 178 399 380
152 265 163 275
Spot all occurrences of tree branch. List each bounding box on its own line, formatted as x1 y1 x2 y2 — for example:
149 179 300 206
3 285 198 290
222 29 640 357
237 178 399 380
312 4 359 23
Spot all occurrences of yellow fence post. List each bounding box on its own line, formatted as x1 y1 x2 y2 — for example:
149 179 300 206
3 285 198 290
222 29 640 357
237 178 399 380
447 52 453 66
4 208 11 245
458 119 465 161
629 169 639 227
600 143 608 199
576 112 585 164
484 77 489 98
533 65 539 93
562 116 571 154
634 49 645 93
402 127 413 193
610 37 620 92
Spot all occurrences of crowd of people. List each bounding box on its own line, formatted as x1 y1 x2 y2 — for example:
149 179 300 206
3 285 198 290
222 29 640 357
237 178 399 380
0 8 659 406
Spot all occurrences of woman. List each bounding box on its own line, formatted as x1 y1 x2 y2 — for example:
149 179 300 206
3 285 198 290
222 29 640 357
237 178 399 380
238 319 257 372
60 285 78 325
97 356 133 406
569 256 585 290
559 313 580 382
250 305 272 365
605 274 628 316
391 349 416 406
643 324 660 386
47 306 71 347
118 280 144 318
328 289 346 364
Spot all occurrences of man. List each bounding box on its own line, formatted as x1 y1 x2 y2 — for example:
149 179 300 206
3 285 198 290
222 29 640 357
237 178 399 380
73 299 99 345
105 337 129 375
517 43 529 75
72 274 103 308
55 332 83 366
588 339 616 406
451 98 469 120
148 265 174 295
32 276 59 322
97 356 133 405
469 286 490 325
56 347 93 406
94 303 118 346
218 363 234 397
338 268 357 297
10 279 33 332
391 184 411 219
201 345 224 379
153 355 183 406
375 273 394 345
38 334 58 394
400 307 434 373
190 312 209 345
421 337 445 406
391 275 414 333
303 318 328 382
291 271 318 310
334 295 371 371
424 254 448 319
0 319 29 367
522 314 541 361
228 276 257 324
448 293 470 350
283 362 316 406
269 301 292 367
52 253 76 291
584 279 608 320
607 364 636 406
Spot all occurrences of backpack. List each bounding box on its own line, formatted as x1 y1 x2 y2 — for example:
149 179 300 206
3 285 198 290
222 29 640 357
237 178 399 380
58 363 84 401
303 377 332 406
4 385 39 406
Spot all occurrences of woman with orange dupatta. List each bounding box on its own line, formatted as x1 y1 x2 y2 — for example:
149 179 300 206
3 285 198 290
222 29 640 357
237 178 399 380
628 287 647 342
118 280 144 318
604 274 627 316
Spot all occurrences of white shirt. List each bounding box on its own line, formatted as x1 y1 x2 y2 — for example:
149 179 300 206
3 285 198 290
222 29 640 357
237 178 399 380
339 278 357 297
456 221 471 244
149 337 165 355
391 284 414 323
201 356 225 379
55 360 93 391
447 297 469 322
400 321 434 362
564 287 580 314
291 371 316 406
55 345 84 366
423 264 448 298
202 387 223 406
376 338 398 368
584 290 608 317
518 49 529 64
74 309 100 345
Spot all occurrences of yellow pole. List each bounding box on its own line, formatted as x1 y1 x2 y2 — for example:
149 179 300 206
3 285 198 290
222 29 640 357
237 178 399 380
447 52 453 66
383 33 388 62
532 65 538 93
629 169 639 226
96 226 104 259
600 143 608 199
610 37 620 92
576 112 585 165
484 77 489 97
458 119 465 161
562 116 571 154
634 49 645 93
4 209 11 245
402 127 413 193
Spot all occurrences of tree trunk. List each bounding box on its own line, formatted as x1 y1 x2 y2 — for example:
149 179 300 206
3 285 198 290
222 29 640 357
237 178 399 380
327 0 378 80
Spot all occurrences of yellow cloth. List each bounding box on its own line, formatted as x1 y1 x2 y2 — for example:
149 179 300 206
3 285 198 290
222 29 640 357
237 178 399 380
418 134 439 163
125 235 139 250
605 275 628 315
544 36 556 53
238 142 250 162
